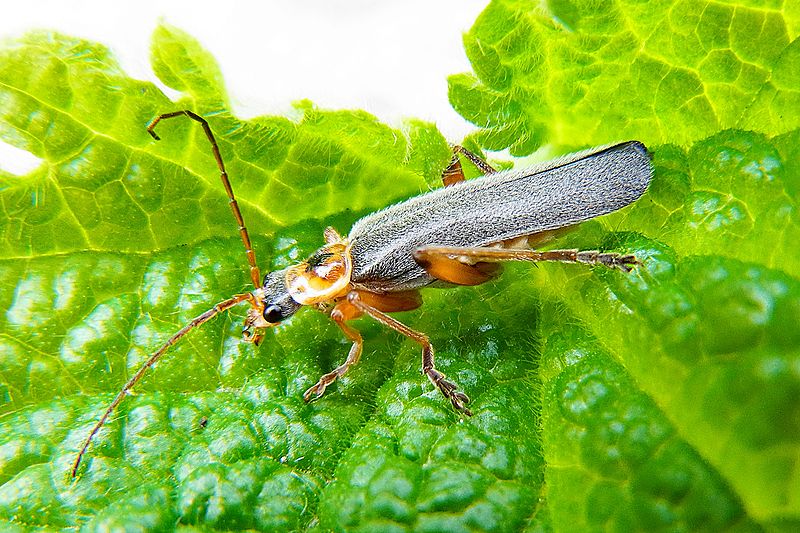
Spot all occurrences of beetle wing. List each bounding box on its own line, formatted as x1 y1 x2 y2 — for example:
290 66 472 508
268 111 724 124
349 141 652 291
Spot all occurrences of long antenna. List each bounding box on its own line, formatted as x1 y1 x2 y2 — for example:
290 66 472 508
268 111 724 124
147 110 262 288
71 292 253 478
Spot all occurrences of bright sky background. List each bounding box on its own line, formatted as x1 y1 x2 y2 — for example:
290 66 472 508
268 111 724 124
0 0 490 174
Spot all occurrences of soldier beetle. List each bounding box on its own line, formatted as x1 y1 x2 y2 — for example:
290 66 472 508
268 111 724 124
71 110 652 477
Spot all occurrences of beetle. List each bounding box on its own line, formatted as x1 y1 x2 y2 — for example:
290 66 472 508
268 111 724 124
71 110 652 477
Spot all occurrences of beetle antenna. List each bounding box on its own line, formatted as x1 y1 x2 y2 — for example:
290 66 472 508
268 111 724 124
147 110 262 289
70 292 254 479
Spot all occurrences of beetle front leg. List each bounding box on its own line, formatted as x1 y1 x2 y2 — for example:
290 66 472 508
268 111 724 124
303 302 363 402
346 292 472 416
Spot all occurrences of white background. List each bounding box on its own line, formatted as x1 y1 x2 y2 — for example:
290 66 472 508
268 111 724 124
0 0 489 174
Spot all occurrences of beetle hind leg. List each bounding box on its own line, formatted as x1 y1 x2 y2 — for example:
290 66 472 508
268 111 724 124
413 248 502 286
415 245 640 285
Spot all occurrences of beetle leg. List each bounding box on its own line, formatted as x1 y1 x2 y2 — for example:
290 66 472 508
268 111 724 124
412 250 503 286
346 292 472 416
352 289 423 313
442 150 466 186
304 300 363 402
453 145 497 175
415 246 639 283
441 145 497 186
304 289 424 402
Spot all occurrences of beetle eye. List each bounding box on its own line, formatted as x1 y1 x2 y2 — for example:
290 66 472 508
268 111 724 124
263 305 283 324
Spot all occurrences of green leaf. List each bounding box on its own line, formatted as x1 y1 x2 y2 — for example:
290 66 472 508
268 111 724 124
0 26 446 258
315 284 545 532
527 129 800 528
449 0 800 154
1 4 799 532
0 24 448 530
540 322 753 532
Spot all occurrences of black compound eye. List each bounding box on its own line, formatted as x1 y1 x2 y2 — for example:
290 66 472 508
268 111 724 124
263 305 284 324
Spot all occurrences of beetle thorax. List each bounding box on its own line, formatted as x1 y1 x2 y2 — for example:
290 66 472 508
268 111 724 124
285 242 353 305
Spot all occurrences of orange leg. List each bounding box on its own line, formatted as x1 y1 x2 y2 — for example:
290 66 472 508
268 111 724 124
441 145 497 186
346 292 472 416
304 289 423 401
415 246 640 282
412 249 502 286
303 299 364 402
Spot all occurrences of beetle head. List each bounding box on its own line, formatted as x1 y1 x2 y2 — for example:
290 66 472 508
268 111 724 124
242 238 353 345
243 268 302 345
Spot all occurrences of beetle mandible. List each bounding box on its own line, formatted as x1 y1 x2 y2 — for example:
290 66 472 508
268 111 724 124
71 110 652 477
